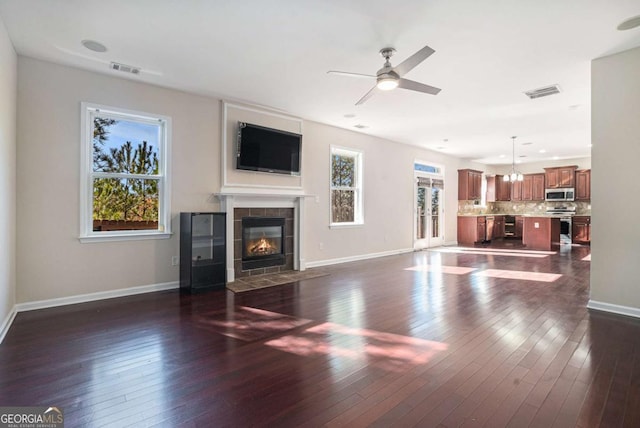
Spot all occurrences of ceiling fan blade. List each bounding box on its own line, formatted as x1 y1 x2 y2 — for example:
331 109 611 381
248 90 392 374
397 78 441 95
393 45 435 76
355 86 378 105
327 70 376 79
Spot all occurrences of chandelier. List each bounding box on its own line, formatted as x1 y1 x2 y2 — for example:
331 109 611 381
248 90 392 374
503 136 523 182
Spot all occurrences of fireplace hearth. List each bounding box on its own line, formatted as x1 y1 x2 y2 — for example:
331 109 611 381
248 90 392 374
242 217 286 270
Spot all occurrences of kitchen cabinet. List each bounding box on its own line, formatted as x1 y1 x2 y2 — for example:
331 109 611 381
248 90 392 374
572 216 591 244
575 169 591 201
493 216 505 239
511 180 522 201
532 173 545 200
457 216 487 245
515 216 524 238
458 169 483 200
486 176 511 202
520 173 545 201
544 166 577 188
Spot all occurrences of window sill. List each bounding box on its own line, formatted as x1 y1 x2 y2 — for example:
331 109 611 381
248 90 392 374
79 231 173 243
329 222 364 229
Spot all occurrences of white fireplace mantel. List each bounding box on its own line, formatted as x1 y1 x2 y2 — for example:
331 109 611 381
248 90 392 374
215 188 314 283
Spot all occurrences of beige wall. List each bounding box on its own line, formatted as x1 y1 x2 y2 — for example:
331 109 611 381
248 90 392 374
0 17 16 329
302 121 471 262
591 46 640 311
17 57 221 302
16 57 472 302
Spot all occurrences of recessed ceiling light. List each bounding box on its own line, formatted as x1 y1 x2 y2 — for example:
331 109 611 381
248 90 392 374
499 154 506 158
522 142 533 146
344 114 356 118
519 155 527 158
618 15 640 31
436 146 445 150
353 124 368 129
81 39 107 53
539 149 546 153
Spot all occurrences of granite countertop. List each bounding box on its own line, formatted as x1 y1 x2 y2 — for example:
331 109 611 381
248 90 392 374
458 212 591 217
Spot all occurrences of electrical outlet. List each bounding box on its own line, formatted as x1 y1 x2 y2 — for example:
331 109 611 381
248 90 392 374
319 242 324 250
171 256 179 266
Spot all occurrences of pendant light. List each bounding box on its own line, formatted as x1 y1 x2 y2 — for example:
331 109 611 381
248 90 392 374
503 136 524 182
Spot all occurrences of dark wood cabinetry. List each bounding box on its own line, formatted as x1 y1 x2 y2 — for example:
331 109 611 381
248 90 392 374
572 216 591 244
493 216 505 239
458 216 487 245
180 212 226 293
458 215 510 244
519 173 545 201
532 173 545 200
575 169 591 201
511 180 522 201
515 216 524 238
544 166 577 188
458 169 483 200
487 176 511 202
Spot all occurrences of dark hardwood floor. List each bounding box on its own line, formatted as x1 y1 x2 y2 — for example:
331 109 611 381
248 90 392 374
2 244 639 427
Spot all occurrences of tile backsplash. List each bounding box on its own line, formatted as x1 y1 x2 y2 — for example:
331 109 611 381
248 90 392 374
458 200 591 215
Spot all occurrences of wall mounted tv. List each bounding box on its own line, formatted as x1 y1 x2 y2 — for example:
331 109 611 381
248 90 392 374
236 122 302 176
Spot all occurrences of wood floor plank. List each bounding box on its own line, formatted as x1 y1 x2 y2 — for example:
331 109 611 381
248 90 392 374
2 244 639 427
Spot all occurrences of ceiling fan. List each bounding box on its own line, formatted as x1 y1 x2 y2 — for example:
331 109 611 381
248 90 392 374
328 45 441 105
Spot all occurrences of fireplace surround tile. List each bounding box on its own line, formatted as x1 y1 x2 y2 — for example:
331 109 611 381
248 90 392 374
234 207 295 278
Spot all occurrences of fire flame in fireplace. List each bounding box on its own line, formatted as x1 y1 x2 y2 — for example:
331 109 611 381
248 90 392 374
247 234 279 256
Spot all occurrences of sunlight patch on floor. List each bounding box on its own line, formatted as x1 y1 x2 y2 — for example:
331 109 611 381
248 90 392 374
431 247 552 258
265 322 448 373
582 254 591 261
474 269 562 282
405 264 476 274
197 306 312 341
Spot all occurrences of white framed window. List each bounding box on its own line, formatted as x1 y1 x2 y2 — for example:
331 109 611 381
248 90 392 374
79 103 171 242
330 146 363 226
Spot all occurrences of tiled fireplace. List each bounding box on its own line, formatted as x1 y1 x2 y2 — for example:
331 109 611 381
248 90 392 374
216 191 308 283
234 208 294 278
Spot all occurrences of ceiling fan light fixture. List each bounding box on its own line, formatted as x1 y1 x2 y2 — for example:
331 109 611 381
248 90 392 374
377 76 399 91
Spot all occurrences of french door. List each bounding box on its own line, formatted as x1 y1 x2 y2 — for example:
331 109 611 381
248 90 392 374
415 176 444 249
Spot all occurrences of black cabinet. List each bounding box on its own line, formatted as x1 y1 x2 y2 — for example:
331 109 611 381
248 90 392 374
180 212 226 292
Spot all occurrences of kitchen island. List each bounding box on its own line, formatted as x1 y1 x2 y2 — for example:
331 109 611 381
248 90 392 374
522 216 561 250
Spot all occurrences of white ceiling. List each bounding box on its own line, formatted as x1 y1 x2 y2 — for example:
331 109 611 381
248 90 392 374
1 0 639 165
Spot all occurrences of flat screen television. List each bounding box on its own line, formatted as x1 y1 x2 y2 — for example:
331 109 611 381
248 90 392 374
236 122 302 176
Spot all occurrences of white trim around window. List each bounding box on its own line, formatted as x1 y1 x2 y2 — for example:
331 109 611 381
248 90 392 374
79 102 172 243
330 145 364 227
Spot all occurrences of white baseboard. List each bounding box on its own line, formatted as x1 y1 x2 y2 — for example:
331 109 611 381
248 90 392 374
0 305 17 344
14 281 179 313
587 299 640 319
445 240 458 246
305 248 414 269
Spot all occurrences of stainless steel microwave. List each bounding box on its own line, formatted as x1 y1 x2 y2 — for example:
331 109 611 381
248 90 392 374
545 188 575 201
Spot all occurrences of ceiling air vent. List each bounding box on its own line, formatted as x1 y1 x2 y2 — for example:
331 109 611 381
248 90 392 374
110 62 141 75
524 84 561 99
